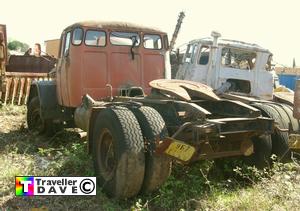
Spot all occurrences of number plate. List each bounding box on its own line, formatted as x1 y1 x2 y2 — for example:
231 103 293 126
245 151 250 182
164 139 195 162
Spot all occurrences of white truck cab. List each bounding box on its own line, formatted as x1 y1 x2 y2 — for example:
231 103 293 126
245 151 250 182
176 32 274 100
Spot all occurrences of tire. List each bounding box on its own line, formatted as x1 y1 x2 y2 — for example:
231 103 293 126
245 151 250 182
266 103 290 129
252 103 291 161
27 96 61 136
27 97 45 134
246 134 272 168
92 106 145 198
277 104 299 132
130 106 172 193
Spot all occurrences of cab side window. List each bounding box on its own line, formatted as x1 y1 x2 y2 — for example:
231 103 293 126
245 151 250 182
198 46 210 65
64 31 71 56
221 47 256 70
85 30 106 46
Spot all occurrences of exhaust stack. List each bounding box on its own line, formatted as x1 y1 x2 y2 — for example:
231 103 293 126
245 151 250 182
211 31 221 47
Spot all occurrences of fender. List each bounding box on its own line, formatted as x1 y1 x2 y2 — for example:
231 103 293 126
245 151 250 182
28 80 62 120
87 108 102 154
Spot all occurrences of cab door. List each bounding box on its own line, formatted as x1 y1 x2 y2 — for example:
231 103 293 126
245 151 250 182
193 44 210 84
177 43 210 83
56 31 71 106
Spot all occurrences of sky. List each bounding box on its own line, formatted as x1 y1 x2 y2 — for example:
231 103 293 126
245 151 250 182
1 0 299 66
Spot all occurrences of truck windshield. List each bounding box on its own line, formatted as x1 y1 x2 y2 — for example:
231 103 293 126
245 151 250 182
110 32 140 46
85 30 106 46
72 28 83 45
221 47 256 70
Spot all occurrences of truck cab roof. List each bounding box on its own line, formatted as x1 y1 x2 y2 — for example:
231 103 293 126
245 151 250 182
64 21 166 34
188 37 271 54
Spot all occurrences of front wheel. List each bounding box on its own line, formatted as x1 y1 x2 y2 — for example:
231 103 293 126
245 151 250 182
27 96 60 136
27 97 46 134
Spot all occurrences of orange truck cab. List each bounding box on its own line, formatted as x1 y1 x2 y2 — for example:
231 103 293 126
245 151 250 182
28 21 170 124
55 21 170 107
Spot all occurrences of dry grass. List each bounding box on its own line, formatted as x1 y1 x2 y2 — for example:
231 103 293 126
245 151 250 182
0 105 119 210
194 162 300 210
0 104 300 211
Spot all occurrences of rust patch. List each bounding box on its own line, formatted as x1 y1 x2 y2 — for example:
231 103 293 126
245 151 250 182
149 79 220 101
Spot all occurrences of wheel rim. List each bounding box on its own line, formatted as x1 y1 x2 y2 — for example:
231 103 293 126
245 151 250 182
30 108 44 133
97 128 116 181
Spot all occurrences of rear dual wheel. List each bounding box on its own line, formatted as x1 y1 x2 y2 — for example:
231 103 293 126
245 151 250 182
92 106 172 198
129 106 172 193
92 106 145 198
252 103 291 161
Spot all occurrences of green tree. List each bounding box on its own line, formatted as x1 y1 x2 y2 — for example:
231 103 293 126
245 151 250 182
7 40 29 52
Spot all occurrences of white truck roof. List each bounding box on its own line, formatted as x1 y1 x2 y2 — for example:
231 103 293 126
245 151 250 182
189 37 271 54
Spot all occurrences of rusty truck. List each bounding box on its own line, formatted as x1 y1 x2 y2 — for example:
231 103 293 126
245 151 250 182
26 21 274 198
175 32 300 161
